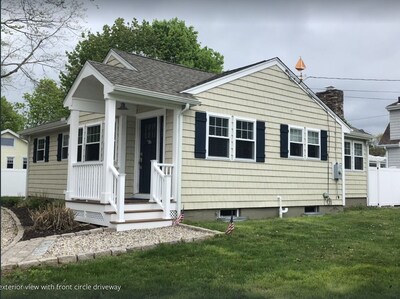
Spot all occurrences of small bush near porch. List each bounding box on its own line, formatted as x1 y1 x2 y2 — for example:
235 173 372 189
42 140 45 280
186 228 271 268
2 208 399 298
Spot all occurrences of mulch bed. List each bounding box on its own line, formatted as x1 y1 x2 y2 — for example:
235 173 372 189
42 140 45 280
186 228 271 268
9 206 98 241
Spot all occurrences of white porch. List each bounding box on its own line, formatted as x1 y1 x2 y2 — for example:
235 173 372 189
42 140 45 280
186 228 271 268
63 64 196 231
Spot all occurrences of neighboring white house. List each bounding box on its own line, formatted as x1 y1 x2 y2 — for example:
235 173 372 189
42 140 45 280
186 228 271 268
1 129 28 196
379 97 400 168
20 49 371 231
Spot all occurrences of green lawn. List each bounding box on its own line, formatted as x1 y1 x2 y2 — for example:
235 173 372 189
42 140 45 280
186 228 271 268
1 208 399 298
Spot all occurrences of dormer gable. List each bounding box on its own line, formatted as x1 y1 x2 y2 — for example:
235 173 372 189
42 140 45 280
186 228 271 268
103 49 137 71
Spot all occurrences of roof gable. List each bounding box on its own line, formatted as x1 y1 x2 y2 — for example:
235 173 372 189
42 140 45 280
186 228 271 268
1 129 27 143
182 57 351 132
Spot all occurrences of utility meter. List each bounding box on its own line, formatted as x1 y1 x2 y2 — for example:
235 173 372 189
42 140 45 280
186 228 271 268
333 163 342 180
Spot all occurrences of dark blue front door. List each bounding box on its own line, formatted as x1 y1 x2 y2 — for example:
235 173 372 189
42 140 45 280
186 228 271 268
139 117 158 193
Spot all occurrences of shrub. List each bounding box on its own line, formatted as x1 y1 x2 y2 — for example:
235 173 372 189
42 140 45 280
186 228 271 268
30 202 77 231
0 196 24 208
23 195 64 211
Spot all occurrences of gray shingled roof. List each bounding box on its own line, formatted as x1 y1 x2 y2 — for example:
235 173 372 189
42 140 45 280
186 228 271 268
89 49 216 98
379 124 400 145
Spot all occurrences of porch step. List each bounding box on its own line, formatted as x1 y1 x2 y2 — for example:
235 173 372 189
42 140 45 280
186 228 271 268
104 209 163 214
109 218 173 231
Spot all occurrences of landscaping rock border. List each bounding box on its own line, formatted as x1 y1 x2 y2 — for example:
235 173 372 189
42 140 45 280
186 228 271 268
1 207 24 254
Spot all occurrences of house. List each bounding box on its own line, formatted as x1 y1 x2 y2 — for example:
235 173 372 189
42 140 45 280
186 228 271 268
379 97 400 168
1 129 28 196
1 129 28 170
20 49 371 230
316 88 372 207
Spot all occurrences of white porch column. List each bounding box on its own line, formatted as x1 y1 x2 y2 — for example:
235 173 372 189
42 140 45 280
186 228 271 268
118 115 127 173
102 97 116 204
66 109 79 200
172 109 180 202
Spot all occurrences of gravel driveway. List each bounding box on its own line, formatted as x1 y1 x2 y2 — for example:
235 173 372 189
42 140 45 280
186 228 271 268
1 208 18 250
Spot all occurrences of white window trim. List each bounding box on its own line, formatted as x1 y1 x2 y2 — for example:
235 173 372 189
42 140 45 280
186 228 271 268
205 113 257 162
36 137 46 162
206 112 232 161
6 156 14 169
288 125 324 161
77 122 103 162
306 128 321 160
353 141 364 171
23 157 28 169
288 125 305 159
233 116 256 162
219 209 239 218
62 133 69 160
344 141 352 170
1 137 15 147
344 140 365 172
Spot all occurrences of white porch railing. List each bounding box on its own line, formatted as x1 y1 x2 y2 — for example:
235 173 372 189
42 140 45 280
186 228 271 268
71 162 125 222
72 162 103 200
110 165 125 222
150 160 174 219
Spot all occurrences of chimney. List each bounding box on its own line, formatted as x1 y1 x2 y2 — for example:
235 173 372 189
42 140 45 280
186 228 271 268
316 87 344 119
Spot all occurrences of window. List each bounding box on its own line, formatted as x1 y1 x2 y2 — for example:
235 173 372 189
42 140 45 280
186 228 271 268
354 143 363 170
77 128 83 162
289 127 303 157
307 130 320 158
37 138 46 162
281 125 327 161
219 209 239 218
6 157 14 169
23 157 27 169
62 134 69 160
77 125 101 162
235 120 255 160
1 137 14 146
208 115 230 158
304 206 319 213
345 141 364 171
344 141 352 170
195 112 264 162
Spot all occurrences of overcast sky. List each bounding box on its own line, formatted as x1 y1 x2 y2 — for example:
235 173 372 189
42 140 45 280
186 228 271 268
4 0 400 135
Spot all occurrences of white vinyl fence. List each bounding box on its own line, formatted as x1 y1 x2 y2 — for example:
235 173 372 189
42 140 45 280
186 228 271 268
1 169 26 197
368 167 400 206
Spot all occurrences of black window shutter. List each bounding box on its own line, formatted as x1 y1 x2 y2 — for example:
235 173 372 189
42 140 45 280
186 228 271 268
321 130 328 161
195 112 207 158
280 124 289 158
256 121 265 162
57 133 63 161
33 138 38 163
45 136 50 162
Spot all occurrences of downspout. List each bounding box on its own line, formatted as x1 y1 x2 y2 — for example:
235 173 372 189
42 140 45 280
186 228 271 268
366 140 370 206
176 103 190 215
25 136 31 200
342 130 346 207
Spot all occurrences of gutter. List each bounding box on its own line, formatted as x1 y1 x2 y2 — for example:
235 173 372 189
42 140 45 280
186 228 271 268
19 119 69 137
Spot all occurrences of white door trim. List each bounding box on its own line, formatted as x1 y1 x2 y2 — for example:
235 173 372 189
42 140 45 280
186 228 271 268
133 109 166 196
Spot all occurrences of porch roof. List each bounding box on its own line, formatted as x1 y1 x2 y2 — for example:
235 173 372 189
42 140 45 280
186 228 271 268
89 49 216 100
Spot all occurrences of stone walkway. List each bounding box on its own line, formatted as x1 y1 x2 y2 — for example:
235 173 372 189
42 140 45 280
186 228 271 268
1 224 222 272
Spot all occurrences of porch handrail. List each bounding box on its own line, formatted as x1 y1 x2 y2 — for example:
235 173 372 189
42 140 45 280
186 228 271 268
110 165 125 222
150 160 173 219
